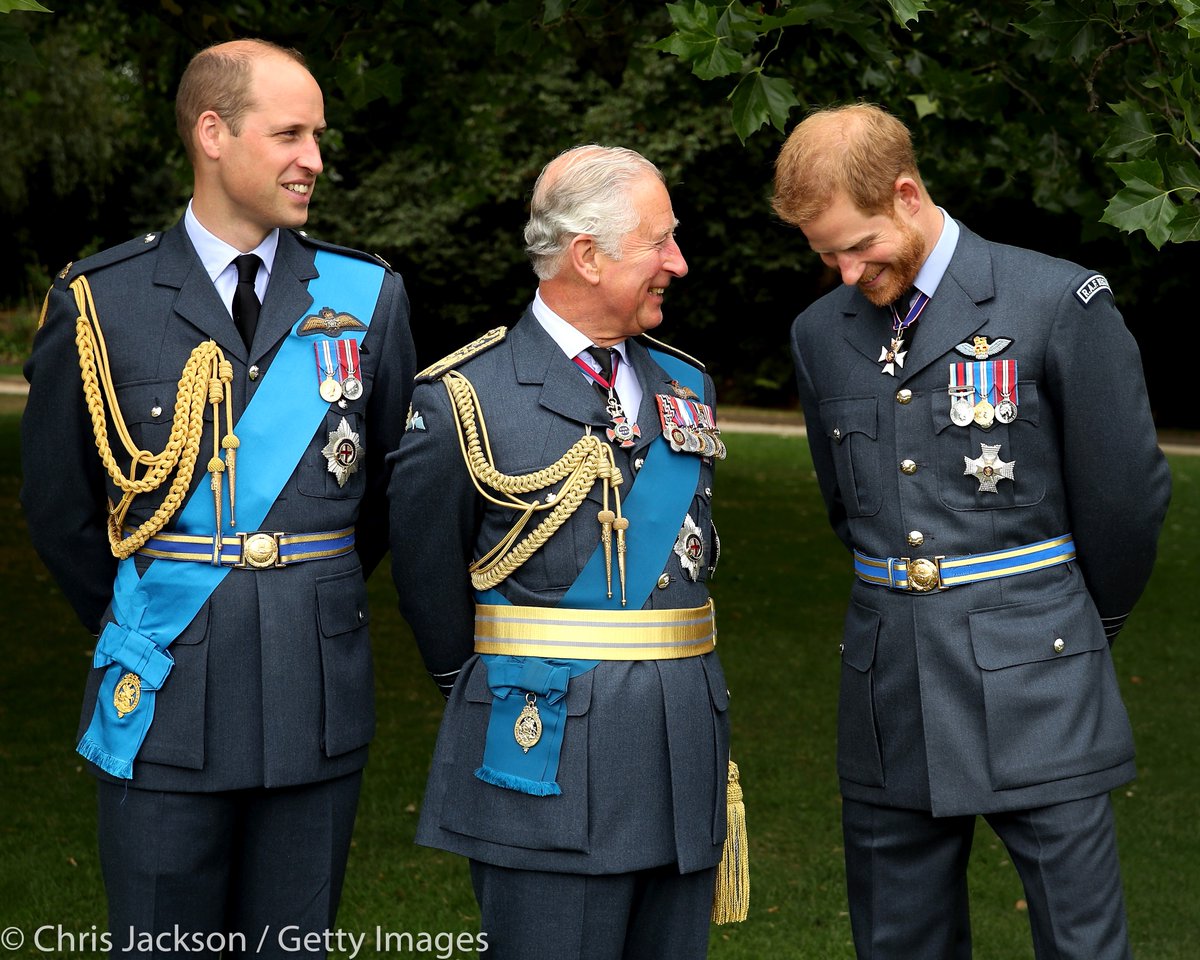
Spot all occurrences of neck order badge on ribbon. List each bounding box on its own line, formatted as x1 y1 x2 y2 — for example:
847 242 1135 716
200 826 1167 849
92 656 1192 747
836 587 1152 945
77 251 384 779
473 347 706 796
880 291 930 376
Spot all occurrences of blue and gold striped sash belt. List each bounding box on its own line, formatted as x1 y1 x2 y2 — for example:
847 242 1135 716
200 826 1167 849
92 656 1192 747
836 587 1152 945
474 599 716 660
137 527 355 569
854 534 1076 593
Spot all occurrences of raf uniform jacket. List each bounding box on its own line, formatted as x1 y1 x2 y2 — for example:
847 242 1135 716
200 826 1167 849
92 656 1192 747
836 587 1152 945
21 220 416 792
389 310 730 874
791 223 1170 817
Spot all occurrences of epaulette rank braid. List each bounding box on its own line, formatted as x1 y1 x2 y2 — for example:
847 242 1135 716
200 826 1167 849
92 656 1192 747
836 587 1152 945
416 326 508 382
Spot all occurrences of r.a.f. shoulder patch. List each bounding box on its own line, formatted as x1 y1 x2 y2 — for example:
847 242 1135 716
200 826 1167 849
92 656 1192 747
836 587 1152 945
1075 274 1112 306
416 326 508 382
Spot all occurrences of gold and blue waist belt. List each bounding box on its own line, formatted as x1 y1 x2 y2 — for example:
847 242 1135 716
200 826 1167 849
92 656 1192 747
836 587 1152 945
474 599 716 660
137 527 355 569
854 534 1076 593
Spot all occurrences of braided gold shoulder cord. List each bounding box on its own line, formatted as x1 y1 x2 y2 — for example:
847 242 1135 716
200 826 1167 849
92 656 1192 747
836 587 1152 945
441 370 630 605
71 275 238 560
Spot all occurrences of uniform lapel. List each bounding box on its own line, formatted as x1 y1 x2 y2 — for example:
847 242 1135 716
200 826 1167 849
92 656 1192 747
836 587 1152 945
897 225 995 385
511 310 610 430
626 337 669 456
251 230 317 364
153 222 246 357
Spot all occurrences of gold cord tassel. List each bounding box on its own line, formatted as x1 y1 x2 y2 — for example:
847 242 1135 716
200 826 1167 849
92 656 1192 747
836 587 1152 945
711 760 749 924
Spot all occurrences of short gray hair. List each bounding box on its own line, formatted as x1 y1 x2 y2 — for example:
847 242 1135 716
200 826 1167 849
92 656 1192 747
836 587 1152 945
524 145 666 280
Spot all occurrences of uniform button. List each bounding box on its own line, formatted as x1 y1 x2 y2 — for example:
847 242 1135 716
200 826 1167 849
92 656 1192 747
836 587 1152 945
656 573 671 590
838 643 845 655
358 610 366 623
248 365 260 381
1053 637 1065 654
900 459 918 475
907 531 924 547
896 389 913 404
832 427 842 442
150 405 162 419
704 487 712 498
634 457 645 472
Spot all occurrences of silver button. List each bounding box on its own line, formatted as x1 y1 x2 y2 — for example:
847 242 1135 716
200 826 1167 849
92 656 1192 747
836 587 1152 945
150 405 162 419
907 531 924 547
896 389 913 404
248 365 260 381
704 487 712 498
143 233 156 243
832 427 842 442
657 573 671 589
1053 637 1065 654
900 459 918 475
838 643 845 655
358 610 366 622
634 457 645 472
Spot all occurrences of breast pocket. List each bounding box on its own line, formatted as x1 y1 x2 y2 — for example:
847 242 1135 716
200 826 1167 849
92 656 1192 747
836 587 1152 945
930 381 1046 511
297 410 367 500
113 378 202 460
820 396 881 518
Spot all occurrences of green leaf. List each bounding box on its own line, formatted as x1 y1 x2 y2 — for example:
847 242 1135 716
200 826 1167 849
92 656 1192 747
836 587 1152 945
729 71 799 143
1098 100 1159 158
542 0 569 24
1100 172 1178 248
1168 203 1200 242
0 0 52 11
653 1 743 80
907 93 940 119
758 1 836 31
1171 0 1200 39
886 0 934 26
1017 0 1106 62
0 14 38 64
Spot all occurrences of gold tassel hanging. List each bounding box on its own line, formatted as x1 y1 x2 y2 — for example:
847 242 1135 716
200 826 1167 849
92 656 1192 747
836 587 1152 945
711 760 749 924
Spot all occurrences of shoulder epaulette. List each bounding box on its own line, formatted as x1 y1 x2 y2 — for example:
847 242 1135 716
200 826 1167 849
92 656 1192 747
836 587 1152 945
638 333 705 371
417 327 508 382
55 231 164 284
1074 274 1113 306
290 229 394 271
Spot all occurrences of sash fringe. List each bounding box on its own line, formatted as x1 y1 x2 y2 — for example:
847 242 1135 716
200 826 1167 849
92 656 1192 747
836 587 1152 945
474 765 562 797
77 737 134 779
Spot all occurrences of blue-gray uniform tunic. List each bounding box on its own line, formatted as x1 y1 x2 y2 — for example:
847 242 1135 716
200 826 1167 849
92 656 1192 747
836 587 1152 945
791 222 1170 817
389 310 730 875
21 220 416 792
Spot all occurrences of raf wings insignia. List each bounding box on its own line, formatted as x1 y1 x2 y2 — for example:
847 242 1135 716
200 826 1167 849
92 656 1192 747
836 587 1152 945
298 306 368 337
955 336 1012 359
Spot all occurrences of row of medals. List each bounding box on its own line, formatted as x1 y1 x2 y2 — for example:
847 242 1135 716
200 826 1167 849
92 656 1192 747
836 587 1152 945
949 386 1016 429
318 340 363 403
667 424 727 459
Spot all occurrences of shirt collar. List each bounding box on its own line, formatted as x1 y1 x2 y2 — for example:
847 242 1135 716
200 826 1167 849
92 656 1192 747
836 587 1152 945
531 290 628 363
912 207 959 299
184 200 279 282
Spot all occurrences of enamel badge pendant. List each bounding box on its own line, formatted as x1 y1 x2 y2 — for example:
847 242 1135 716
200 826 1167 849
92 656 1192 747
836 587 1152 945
673 514 704 581
879 337 907 377
321 416 363 487
964 442 1015 493
113 672 142 718
514 693 543 753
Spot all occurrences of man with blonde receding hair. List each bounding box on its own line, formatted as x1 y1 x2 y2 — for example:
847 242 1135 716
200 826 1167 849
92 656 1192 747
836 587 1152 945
22 38 415 956
775 102 1169 960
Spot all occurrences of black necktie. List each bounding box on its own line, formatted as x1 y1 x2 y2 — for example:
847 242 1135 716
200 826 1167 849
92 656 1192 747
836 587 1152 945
586 346 616 388
232 254 261 348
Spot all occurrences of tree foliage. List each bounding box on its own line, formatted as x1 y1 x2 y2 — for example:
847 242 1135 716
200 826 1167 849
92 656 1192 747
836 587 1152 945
656 0 1200 248
0 0 1193 425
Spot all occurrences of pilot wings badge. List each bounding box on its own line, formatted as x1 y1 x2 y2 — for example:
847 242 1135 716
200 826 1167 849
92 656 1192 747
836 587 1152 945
298 306 368 337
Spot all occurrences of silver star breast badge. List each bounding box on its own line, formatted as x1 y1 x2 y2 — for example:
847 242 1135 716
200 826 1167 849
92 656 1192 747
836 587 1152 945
321 416 364 487
964 442 1015 493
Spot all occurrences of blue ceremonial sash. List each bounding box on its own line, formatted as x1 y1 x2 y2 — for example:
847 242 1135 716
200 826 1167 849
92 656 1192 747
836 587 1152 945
476 347 704 794
77 251 384 779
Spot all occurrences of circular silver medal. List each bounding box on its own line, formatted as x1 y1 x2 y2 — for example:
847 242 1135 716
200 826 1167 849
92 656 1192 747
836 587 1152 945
995 398 1017 424
341 376 363 401
951 397 974 427
319 377 343 402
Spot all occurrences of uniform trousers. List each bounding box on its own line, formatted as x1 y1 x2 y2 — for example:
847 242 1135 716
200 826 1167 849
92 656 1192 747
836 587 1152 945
469 860 717 960
842 793 1131 960
97 771 362 959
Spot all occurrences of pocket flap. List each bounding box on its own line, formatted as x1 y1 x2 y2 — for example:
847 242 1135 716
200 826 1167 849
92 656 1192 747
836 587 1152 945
316 569 370 637
820 395 877 441
841 600 880 672
970 589 1104 670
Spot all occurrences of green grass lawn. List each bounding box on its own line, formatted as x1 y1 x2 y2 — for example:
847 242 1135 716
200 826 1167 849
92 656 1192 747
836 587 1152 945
0 416 1195 959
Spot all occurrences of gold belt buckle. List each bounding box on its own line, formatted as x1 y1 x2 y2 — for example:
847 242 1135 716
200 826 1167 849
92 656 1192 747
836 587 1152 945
238 531 285 569
903 556 945 592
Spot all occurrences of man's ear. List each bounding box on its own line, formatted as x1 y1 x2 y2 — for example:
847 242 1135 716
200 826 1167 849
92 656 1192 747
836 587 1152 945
195 110 225 161
893 176 922 217
566 234 602 286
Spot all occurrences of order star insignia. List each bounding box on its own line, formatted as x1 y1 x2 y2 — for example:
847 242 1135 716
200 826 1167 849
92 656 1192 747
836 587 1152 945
964 442 1015 493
